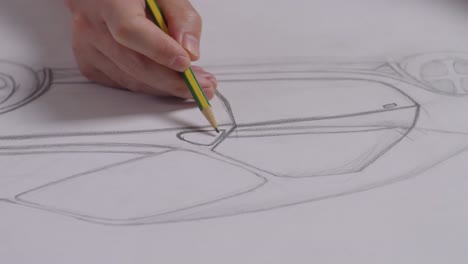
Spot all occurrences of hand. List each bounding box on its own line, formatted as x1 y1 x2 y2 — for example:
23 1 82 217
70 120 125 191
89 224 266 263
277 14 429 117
65 0 217 99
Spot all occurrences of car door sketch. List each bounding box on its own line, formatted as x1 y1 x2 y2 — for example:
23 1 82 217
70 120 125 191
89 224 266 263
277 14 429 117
1 52 468 225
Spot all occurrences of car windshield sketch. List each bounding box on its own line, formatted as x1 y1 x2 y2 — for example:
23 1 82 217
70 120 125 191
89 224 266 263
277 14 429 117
1 52 468 225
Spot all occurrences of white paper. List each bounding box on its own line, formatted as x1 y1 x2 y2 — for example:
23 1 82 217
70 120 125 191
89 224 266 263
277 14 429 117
2 0 468 263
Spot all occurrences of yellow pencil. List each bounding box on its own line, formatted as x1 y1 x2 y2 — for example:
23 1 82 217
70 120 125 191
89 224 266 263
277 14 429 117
145 0 219 132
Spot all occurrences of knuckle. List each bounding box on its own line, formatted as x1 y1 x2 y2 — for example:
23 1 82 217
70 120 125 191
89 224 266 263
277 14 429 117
112 21 133 43
150 41 175 65
72 13 90 32
174 9 202 30
78 65 97 81
123 53 149 76
71 42 80 55
186 10 202 25
71 37 87 59
172 83 190 97
71 38 80 52
176 6 202 24
117 76 141 93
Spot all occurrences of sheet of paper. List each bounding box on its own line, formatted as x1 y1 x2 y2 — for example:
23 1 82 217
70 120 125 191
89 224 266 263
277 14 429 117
1 0 468 263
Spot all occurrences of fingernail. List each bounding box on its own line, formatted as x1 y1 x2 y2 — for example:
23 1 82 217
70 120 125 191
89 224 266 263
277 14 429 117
198 70 213 79
171 55 190 72
203 87 215 99
197 75 212 89
202 73 217 88
207 77 217 88
211 79 218 89
182 34 200 58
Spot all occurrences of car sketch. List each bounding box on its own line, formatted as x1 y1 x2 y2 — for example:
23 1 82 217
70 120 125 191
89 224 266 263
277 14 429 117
1 52 468 225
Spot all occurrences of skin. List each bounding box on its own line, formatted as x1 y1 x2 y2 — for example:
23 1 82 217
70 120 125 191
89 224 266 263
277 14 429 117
65 0 218 99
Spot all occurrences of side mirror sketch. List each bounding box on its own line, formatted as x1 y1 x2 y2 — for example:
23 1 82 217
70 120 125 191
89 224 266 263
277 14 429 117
177 128 227 146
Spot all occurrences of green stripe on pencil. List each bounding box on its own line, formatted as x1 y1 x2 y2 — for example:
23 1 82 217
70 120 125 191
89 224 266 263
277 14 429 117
145 0 219 132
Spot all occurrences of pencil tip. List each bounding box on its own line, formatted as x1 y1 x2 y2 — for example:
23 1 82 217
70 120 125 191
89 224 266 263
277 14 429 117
215 128 220 133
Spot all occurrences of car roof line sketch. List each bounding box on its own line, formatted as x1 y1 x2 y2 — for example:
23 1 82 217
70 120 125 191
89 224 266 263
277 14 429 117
1 52 468 225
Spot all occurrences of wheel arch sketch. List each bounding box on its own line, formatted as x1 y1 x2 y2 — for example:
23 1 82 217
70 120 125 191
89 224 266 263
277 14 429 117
0 61 51 114
1 52 468 225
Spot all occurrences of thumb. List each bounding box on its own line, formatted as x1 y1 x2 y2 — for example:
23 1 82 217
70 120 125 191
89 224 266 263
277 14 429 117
156 0 202 60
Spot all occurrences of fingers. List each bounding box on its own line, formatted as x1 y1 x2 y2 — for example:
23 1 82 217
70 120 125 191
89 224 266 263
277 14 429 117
72 15 120 88
72 15 172 96
157 0 203 60
103 0 191 72
91 24 190 98
75 17 217 99
67 0 217 100
76 62 120 89
73 19 143 93
75 41 172 97
192 66 217 99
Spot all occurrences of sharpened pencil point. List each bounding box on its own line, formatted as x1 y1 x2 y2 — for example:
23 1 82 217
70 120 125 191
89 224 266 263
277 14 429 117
202 107 219 133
